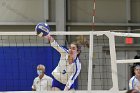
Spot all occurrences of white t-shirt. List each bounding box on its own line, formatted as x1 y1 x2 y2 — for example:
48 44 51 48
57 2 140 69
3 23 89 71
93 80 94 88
51 40 81 88
32 74 53 91
129 76 140 91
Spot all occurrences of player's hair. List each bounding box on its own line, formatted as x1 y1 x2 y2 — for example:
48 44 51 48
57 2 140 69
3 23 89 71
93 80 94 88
133 55 140 68
70 36 89 57
131 55 140 76
76 35 89 48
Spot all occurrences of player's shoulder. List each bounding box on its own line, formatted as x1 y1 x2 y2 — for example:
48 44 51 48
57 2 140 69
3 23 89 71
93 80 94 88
75 57 81 64
129 76 136 81
74 58 81 69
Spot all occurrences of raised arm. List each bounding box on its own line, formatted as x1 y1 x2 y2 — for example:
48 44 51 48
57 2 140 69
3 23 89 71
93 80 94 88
35 22 67 54
44 35 68 54
44 34 54 43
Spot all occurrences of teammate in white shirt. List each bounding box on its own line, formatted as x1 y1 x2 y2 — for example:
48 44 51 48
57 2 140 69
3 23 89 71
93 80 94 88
32 64 53 91
129 63 140 92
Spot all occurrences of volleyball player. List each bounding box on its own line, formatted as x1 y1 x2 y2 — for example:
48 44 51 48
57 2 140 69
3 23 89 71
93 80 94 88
129 63 140 92
35 23 82 91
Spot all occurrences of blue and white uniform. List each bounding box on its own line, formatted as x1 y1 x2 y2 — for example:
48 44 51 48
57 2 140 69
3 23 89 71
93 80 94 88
51 40 81 90
129 76 140 91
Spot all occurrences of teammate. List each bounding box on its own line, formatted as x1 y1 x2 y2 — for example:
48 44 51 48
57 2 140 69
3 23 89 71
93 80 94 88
129 63 140 92
35 22 82 91
32 64 53 91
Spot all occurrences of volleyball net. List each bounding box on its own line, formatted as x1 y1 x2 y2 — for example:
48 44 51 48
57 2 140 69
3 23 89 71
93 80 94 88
0 31 140 93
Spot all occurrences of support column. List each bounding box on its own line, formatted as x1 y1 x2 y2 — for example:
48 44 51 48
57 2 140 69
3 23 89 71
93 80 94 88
55 0 66 45
126 0 131 23
44 0 49 20
126 0 131 32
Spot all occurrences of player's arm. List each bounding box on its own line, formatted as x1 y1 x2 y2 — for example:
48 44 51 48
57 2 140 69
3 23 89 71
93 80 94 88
44 33 69 55
44 34 54 43
36 22 67 54
129 79 133 90
50 39 68 55
44 34 67 55
64 62 81 91
129 77 135 90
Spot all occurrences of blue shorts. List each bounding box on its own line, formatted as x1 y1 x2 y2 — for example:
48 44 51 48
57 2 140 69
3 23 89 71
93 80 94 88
52 77 75 90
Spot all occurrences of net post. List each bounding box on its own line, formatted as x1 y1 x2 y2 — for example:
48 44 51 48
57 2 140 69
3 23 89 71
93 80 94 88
87 31 94 91
106 32 119 92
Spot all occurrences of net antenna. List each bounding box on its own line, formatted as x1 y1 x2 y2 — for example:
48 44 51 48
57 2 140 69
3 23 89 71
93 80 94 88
92 0 96 31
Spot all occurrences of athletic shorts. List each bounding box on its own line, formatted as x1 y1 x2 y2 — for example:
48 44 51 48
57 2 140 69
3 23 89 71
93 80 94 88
52 77 75 90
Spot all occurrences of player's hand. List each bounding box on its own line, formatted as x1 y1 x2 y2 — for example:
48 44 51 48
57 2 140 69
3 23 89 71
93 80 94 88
44 34 54 43
64 86 69 91
35 22 50 37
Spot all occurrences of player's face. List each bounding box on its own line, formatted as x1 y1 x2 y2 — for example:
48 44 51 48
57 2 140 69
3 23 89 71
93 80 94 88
68 44 78 56
134 68 140 77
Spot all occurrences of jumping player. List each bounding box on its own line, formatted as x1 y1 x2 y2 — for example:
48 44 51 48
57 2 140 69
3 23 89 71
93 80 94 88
35 22 82 91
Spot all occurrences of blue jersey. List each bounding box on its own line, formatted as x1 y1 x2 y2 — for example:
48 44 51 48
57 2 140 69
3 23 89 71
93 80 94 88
51 40 81 88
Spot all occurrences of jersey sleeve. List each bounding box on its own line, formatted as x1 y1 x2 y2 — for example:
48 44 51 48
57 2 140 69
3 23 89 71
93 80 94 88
129 76 136 90
129 78 133 90
66 61 81 89
51 40 68 56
